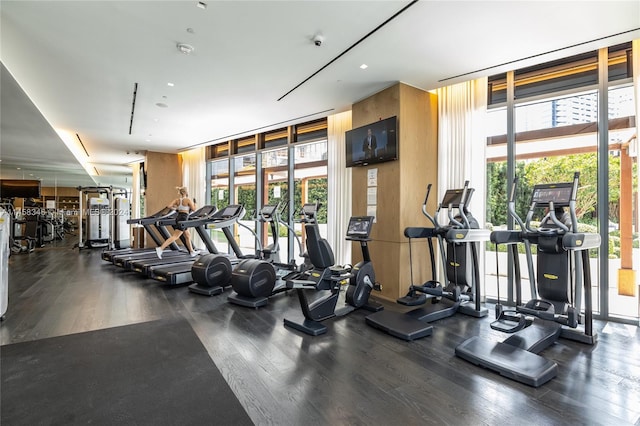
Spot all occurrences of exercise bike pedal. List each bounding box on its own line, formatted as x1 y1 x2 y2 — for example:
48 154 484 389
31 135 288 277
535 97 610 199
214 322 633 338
397 293 427 306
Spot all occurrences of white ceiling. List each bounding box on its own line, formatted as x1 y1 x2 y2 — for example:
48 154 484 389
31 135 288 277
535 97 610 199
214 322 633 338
1 0 639 189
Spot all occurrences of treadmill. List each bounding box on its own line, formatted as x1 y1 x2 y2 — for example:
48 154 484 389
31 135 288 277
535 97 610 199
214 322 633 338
150 204 247 286
129 205 219 278
101 207 178 262
111 210 194 269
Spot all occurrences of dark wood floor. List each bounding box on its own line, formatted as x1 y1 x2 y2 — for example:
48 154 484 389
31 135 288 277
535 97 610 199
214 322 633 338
2 238 640 426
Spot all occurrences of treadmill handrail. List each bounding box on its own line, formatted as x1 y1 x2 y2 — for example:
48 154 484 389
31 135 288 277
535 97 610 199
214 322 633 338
175 206 219 230
132 208 177 226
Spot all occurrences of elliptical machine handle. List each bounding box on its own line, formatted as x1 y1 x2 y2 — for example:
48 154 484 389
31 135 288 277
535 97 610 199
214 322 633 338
509 177 527 233
422 184 437 227
547 201 570 233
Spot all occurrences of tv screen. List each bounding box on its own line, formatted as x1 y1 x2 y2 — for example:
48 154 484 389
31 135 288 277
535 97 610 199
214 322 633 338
0 179 41 199
345 116 398 167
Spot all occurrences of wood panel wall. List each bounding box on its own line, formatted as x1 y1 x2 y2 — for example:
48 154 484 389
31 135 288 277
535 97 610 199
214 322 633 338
144 151 182 247
351 83 438 301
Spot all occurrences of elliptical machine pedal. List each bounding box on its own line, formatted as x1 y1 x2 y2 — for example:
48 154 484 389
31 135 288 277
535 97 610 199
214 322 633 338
397 294 427 306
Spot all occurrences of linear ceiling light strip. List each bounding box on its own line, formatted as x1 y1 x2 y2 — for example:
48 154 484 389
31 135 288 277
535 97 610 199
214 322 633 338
439 28 640 83
277 0 419 101
75 133 90 157
129 82 138 135
181 108 335 151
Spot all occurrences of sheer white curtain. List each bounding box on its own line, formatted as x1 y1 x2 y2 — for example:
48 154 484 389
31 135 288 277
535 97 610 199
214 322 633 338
436 78 488 282
181 147 206 248
327 111 352 265
436 77 487 224
633 39 639 259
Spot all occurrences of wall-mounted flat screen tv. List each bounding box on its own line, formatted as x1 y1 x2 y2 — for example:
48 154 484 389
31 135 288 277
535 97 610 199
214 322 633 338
0 179 42 199
345 116 398 167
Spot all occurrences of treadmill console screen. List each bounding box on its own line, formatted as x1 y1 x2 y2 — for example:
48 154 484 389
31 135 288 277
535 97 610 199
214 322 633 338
220 205 240 218
346 216 373 238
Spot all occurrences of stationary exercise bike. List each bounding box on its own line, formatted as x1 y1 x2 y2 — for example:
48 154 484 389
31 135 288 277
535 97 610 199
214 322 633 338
283 216 383 336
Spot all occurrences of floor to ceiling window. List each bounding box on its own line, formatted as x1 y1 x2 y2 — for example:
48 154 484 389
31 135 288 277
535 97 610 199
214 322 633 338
233 149 257 257
204 118 329 263
484 42 638 324
261 143 289 263
293 140 328 239
208 158 230 252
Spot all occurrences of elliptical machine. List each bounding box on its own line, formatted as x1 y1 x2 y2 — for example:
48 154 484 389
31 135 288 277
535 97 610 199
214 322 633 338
455 172 599 387
365 181 489 341
283 216 383 336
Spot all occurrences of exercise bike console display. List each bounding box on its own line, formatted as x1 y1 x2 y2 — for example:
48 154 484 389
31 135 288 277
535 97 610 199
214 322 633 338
346 216 373 240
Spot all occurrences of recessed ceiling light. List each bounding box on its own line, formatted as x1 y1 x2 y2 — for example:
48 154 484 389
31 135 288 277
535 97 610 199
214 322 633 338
153 118 159 122
145 139 151 142
360 64 368 69
16 167 21 170
155 102 168 108
167 82 174 87
196 1 207 9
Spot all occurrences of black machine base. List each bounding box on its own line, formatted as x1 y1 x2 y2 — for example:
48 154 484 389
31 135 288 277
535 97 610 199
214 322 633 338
365 310 433 341
362 300 384 312
404 298 460 323
227 292 268 308
188 283 226 296
455 336 558 388
560 327 598 345
458 303 489 318
189 254 234 296
283 315 329 336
